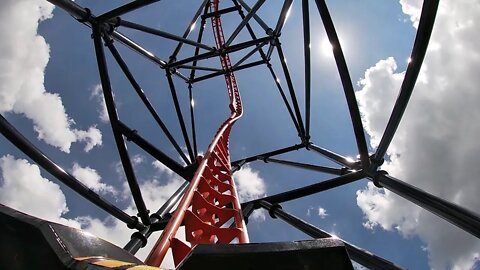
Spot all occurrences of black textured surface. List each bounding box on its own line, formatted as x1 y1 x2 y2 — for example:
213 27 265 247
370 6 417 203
178 238 354 270
0 204 143 270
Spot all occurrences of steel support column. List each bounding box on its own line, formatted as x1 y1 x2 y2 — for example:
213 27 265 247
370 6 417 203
264 157 345 175
372 0 439 164
0 114 144 230
124 181 189 254
191 60 266 83
313 0 370 169
309 143 359 169
116 121 190 180
258 201 404 270
373 173 480 239
275 41 307 139
97 0 160 22
302 0 311 140
224 0 266 47
105 39 190 164
243 170 364 207
93 26 150 225
231 144 305 171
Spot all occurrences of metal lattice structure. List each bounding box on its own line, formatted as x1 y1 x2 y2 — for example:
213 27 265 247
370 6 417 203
1 0 480 269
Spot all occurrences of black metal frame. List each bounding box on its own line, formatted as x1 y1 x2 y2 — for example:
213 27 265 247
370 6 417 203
1 0 478 269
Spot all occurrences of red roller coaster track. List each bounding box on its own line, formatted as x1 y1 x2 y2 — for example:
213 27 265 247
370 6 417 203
145 0 248 267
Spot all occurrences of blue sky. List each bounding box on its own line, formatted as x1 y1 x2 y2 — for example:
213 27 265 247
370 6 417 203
1 0 479 269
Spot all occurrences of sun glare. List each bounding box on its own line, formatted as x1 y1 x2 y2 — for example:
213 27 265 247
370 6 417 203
321 38 334 57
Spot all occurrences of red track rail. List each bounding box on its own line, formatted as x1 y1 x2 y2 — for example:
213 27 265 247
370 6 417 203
144 0 248 267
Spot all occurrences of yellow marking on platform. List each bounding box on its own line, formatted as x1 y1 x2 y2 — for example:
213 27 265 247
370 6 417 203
127 265 163 270
92 259 135 267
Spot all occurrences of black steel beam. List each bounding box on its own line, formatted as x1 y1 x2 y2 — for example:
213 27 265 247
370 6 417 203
116 121 190 180
308 143 359 169
235 0 271 34
202 6 241 19
243 171 365 207
231 144 305 170
0 114 144 230
264 157 345 175
104 38 190 164
188 4 210 157
124 181 189 254
93 26 150 225
273 0 293 36
275 41 307 139
265 0 294 59
166 72 195 162
188 85 198 157
373 173 480 239
189 3 211 83
170 0 209 61
224 0 266 47
111 31 188 81
47 0 92 23
179 65 223 72
97 0 160 22
302 0 311 141
191 59 266 83
232 40 267 69
314 0 370 169
372 0 439 165
119 20 215 51
259 201 404 270
169 36 273 69
47 0 189 82
230 1 302 136
265 64 302 136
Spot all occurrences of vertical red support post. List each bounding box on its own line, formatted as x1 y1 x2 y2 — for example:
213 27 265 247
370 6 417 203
144 0 249 267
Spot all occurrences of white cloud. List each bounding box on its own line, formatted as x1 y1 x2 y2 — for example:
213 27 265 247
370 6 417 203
356 1 480 269
74 126 103 152
0 153 183 268
90 84 109 123
0 0 101 153
234 166 266 202
79 164 185 268
399 0 423 27
0 155 80 228
318 207 328 219
233 166 267 221
131 154 145 166
306 206 328 219
71 163 116 195
152 160 175 177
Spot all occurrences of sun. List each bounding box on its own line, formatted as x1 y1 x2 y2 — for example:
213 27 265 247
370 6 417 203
320 38 334 57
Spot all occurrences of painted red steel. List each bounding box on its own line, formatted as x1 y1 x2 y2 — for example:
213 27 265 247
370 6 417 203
144 0 248 267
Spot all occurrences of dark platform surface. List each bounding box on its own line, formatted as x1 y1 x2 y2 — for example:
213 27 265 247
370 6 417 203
0 204 143 270
1 204 353 269
178 238 354 270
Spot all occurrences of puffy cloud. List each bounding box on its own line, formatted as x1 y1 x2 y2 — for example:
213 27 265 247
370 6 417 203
0 155 80 228
0 0 101 153
233 166 267 221
0 153 183 268
318 207 328 219
71 163 116 195
90 84 109 123
306 206 328 219
233 166 266 202
131 154 145 166
79 162 185 268
74 126 103 152
356 1 480 269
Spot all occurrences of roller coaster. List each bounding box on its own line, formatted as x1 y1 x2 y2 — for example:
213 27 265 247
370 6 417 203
1 0 479 269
